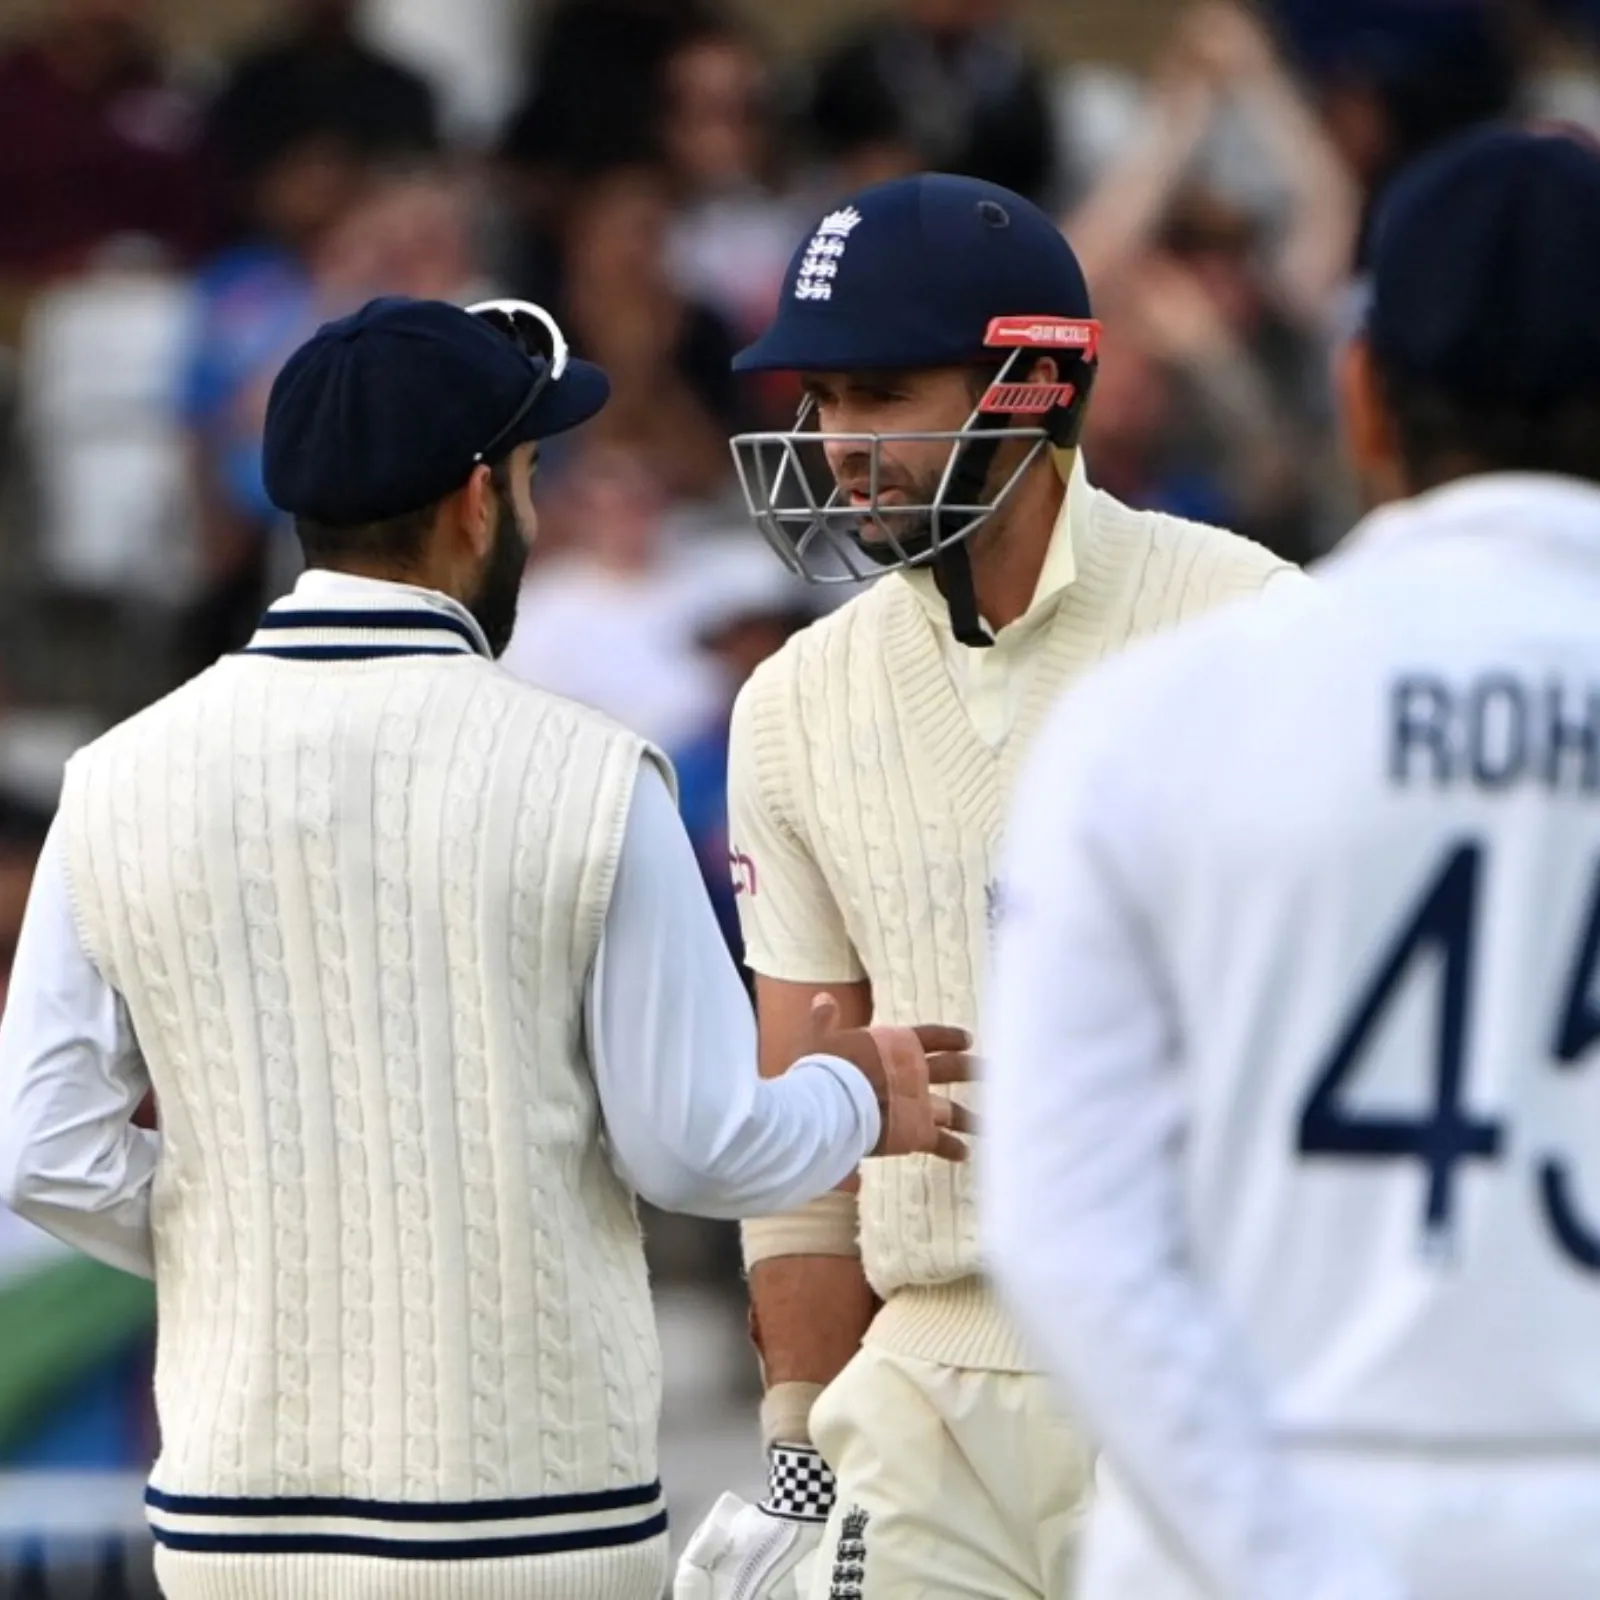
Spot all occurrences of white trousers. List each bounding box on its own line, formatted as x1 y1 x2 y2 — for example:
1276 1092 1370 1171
154 1533 669 1600
804 1344 1093 1598
1082 1451 1600 1600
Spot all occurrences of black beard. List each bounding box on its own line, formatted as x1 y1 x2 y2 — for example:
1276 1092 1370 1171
469 498 528 659
856 521 933 567
850 507 993 569
847 496 935 567
846 440 998 568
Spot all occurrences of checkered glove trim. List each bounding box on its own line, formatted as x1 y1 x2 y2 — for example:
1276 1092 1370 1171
759 1443 836 1523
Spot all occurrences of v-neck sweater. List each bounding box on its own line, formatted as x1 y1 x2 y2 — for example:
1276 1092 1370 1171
731 481 1296 1369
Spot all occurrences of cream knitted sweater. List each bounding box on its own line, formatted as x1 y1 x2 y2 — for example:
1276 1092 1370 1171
55 587 669 1596
732 483 1295 1370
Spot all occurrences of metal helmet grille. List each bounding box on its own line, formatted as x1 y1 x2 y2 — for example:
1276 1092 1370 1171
729 395 1051 585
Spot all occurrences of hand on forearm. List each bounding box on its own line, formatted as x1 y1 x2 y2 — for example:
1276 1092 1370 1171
806 992 973 1162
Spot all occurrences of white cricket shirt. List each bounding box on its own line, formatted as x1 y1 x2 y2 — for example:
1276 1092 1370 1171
985 474 1600 1598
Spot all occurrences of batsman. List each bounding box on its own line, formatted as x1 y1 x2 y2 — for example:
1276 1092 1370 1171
676 173 1302 1598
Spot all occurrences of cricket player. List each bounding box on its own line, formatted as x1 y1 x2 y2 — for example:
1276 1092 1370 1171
675 173 1298 1599
0 295 972 1600
985 124 1600 1600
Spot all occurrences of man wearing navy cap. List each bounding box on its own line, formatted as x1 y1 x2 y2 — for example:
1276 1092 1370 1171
0 295 974 1600
986 123 1600 1599
678 174 1298 1598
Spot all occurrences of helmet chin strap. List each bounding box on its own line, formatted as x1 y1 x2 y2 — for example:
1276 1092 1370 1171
934 442 1084 648
932 546 993 649
931 432 1005 649
926 351 1096 650
852 483 996 647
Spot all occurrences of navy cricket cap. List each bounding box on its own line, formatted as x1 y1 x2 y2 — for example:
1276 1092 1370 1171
1368 123 1600 405
734 173 1091 373
264 296 610 525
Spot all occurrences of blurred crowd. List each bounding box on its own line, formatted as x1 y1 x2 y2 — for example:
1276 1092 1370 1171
4 0 1600 1568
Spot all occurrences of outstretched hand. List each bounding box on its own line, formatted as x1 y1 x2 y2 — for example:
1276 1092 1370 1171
808 993 975 1161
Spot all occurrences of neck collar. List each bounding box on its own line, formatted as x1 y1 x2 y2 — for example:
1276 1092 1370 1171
1338 473 1600 570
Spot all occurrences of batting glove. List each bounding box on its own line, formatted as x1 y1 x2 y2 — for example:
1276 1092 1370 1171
673 1444 835 1600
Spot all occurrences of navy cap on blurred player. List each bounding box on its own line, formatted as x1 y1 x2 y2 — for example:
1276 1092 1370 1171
1349 123 1600 495
264 295 609 526
1370 123 1600 403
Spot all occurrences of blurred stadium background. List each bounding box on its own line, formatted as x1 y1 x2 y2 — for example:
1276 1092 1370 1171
1 0 1598 1593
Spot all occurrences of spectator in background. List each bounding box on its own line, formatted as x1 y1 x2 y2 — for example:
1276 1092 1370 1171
1078 319 1232 530
179 161 488 674
1071 3 1357 335
314 166 492 308
660 18 804 345
502 444 720 751
496 0 712 298
1266 0 1516 255
177 134 366 674
806 0 1057 200
551 165 742 501
1068 2 1359 559
500 5 799 438
0 0 211 283
205 0 438 239
500 0 697 176
671 544 814 972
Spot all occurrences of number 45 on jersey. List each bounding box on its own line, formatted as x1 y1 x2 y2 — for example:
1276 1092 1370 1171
1298 839 1600 1269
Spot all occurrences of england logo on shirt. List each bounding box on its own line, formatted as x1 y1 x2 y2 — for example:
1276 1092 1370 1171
794 208 863 302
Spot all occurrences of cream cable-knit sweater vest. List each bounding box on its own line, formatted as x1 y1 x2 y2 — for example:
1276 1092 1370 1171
55 589 668 1594
741 489 1293 1371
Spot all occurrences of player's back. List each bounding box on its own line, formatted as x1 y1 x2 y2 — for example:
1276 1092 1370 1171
54 641 667 1521
1136 473 1600 1447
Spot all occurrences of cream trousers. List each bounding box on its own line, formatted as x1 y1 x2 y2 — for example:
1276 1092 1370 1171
805 1344 1092 1598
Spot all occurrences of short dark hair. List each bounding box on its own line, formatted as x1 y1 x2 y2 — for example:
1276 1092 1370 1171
295 502 435 570
294 460 511 570
1379 359 1600 491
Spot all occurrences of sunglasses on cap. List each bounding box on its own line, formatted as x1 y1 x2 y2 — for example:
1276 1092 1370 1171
467 298 571 465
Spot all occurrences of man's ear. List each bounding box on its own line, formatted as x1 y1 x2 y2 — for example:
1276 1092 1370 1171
1337 336 1404 500
447 462 497 564
1024 355 1060 387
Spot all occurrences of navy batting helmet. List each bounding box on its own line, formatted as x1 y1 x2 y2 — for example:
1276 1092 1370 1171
729 173 1098 630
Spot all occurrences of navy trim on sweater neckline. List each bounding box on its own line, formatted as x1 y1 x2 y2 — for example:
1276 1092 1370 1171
240 603 488 662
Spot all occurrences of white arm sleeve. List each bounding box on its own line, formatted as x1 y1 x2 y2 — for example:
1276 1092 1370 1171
0 822 158 1280
983 679 1403 1600
588 763 880 1219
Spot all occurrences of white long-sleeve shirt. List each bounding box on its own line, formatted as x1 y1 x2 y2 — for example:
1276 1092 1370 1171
0 732 878 1284
983 474 1600 1600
